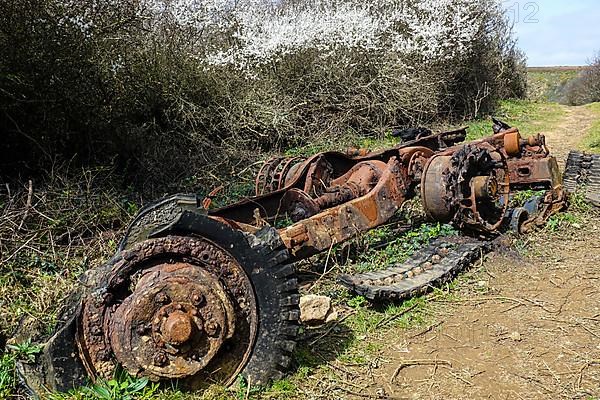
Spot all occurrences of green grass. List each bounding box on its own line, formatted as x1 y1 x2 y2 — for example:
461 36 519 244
48 376 158 400
0 340 42 398
0 353 17 398
545 212 582 232
583 103 600 153
510 189 546 208
464 99 566 140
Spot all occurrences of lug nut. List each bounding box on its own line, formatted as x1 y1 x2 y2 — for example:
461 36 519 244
205 320 219 336
153 352 169 367
191 293 204 306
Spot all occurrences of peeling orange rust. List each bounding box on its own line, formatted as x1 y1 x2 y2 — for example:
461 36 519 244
210 122 566 257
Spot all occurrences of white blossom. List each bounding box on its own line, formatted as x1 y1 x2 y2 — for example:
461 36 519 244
62 0 510 73
147 0 494 69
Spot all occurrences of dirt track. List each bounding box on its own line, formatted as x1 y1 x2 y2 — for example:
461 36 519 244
338 105 600 400
543 105 598 167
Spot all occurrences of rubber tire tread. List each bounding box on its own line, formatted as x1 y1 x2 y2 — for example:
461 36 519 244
145 204 300 386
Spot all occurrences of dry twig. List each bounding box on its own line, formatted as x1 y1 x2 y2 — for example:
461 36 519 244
375 303 419 329
390 359 452 383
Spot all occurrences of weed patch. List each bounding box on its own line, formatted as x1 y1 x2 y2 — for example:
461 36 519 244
0 353 16 398
546 212 582 232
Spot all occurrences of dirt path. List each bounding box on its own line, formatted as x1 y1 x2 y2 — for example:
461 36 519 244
344 105 600 400
541 105 597 166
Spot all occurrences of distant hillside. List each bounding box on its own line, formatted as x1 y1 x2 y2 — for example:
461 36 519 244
527 67 585 102
528 66 589 72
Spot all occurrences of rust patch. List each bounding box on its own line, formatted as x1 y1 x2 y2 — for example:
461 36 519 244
77 236 257 386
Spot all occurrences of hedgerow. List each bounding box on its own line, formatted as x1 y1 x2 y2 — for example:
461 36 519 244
0 0 526 194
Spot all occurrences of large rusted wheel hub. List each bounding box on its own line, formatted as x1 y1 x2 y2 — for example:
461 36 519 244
421 145 510 232
76 235 257 387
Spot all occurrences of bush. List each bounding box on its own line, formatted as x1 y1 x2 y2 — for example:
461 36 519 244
0 0 526 194
563 52 600 105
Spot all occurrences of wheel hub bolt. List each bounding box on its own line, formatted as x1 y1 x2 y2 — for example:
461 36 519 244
153 352 169 367
191 293 204 306
162 311 194 345
205 320 219 336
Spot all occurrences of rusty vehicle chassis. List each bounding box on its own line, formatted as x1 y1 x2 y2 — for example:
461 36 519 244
20 123 567 396
210 126 564 259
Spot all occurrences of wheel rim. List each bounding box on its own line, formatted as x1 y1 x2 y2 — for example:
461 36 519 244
76 235 258 387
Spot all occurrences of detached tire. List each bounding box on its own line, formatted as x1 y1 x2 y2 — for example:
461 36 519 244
22 196 299 397
175 214 300 385
120 201 300 386
118 194 300 384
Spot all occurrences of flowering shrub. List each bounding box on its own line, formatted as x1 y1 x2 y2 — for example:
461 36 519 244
0 0 525 193
202 0 482 67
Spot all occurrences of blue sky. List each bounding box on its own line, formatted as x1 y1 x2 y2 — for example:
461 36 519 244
504 0 600 66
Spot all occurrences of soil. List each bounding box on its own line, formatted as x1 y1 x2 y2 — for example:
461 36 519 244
315 105 600 400
542 105 598 168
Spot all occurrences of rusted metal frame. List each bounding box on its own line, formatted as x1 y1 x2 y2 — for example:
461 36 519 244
210 152 357 224
303 155 334 196
506 157 562 189
461 149 511 232
434 129 556 194
312 160 387 208
213 127 560 237
488 128 566 228
441 128 547 160
434 130 511 157
279 157 408 259
279 160 389 223
209 129 466 224
507 156 566 228
469 132 564 228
